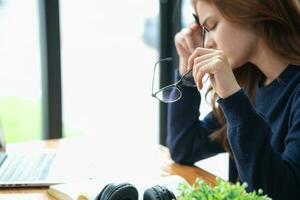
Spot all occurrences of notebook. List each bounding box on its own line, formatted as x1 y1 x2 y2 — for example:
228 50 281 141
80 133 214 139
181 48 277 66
0 129 64 187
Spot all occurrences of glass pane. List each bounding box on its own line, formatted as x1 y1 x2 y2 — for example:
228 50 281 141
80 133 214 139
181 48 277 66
60 1 159 143
0 0 42 143
182 0 195 26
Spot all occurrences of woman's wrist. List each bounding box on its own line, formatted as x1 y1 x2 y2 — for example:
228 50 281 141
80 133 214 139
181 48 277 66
218 83 241 99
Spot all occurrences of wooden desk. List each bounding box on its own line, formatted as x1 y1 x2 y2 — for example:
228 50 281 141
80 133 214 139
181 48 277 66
0 137 216 200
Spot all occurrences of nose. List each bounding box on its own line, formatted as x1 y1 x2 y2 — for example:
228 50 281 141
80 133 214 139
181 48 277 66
204 34 216 49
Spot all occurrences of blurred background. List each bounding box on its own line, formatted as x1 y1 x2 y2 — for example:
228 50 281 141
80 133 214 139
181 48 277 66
0 0 160 143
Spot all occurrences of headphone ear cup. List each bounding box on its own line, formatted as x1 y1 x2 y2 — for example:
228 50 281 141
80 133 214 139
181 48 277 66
96 182 138 200
143 186 161 200
143 185 176 200
96 184 110 200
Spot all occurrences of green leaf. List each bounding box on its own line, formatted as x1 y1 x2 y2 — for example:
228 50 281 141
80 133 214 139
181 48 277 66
177 177 271 200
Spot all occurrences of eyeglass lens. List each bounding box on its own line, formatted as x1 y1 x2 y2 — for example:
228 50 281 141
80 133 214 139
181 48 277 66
155 86 182 103
154 70 198 103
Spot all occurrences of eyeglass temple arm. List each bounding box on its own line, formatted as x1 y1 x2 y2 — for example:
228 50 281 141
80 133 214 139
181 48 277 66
152 57 172 96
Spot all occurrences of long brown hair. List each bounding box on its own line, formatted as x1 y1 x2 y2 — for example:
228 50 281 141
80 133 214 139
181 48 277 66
192 0 300 153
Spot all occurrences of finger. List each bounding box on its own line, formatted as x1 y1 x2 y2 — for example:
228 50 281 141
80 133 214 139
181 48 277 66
190 52 218 78
175 33 191 56
175 32 189 50
192 56 214 82
181 28 196 52
196 74 210 90
189 23 203 45
183 37 196 53
190 22 200 32
195 58 218 90
193 52 219 68
176 42 190 57
187 48 216 70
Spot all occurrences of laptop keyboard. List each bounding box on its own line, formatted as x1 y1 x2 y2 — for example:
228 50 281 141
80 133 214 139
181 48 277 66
0 153 56 182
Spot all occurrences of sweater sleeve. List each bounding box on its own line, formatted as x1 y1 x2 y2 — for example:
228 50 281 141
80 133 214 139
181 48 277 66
167 84 224 165
218 89 300 199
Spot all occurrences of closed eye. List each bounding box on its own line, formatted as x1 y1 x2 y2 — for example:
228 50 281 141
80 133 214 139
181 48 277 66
207 23 218 31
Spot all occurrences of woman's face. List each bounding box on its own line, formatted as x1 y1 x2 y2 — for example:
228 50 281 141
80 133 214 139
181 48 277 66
195 1 260 69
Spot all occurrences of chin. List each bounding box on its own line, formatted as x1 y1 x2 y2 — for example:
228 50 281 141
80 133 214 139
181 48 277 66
229 58 247 70
228 59 238 69
232 64 243 70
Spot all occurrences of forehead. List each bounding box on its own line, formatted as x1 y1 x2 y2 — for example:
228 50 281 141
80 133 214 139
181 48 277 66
194 1 221 22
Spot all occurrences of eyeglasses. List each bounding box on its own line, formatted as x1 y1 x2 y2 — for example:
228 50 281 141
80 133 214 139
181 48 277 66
151 58 197 103
151 14 209 103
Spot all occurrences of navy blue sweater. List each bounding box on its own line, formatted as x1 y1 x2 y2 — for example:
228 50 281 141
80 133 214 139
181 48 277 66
167 65 300 200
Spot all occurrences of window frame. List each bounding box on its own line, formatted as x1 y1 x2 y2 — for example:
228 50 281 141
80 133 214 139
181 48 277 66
39 0 62 139
159 0 182 146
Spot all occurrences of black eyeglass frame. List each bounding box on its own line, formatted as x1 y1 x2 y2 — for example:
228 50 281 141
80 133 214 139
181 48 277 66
151 58 196 103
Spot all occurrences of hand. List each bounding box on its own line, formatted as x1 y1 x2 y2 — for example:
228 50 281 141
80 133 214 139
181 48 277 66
174 23 203 76
187 48 241 98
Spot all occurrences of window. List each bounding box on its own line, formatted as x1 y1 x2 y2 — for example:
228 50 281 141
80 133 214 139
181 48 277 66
0 0 42 143
60 1 159 143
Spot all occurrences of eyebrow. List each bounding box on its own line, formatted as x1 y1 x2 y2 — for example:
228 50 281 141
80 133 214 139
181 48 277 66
192 13 205 30
192 13 210 31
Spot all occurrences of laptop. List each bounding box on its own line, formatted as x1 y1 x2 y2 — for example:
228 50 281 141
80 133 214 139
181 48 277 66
0 129 64 187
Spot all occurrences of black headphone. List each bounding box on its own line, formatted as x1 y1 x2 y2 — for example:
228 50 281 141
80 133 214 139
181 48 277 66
143 185 176 200
96 182 176 200
95 182 138 200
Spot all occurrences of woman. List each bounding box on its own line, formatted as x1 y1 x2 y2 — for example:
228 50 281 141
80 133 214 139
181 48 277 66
167 0 300 199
